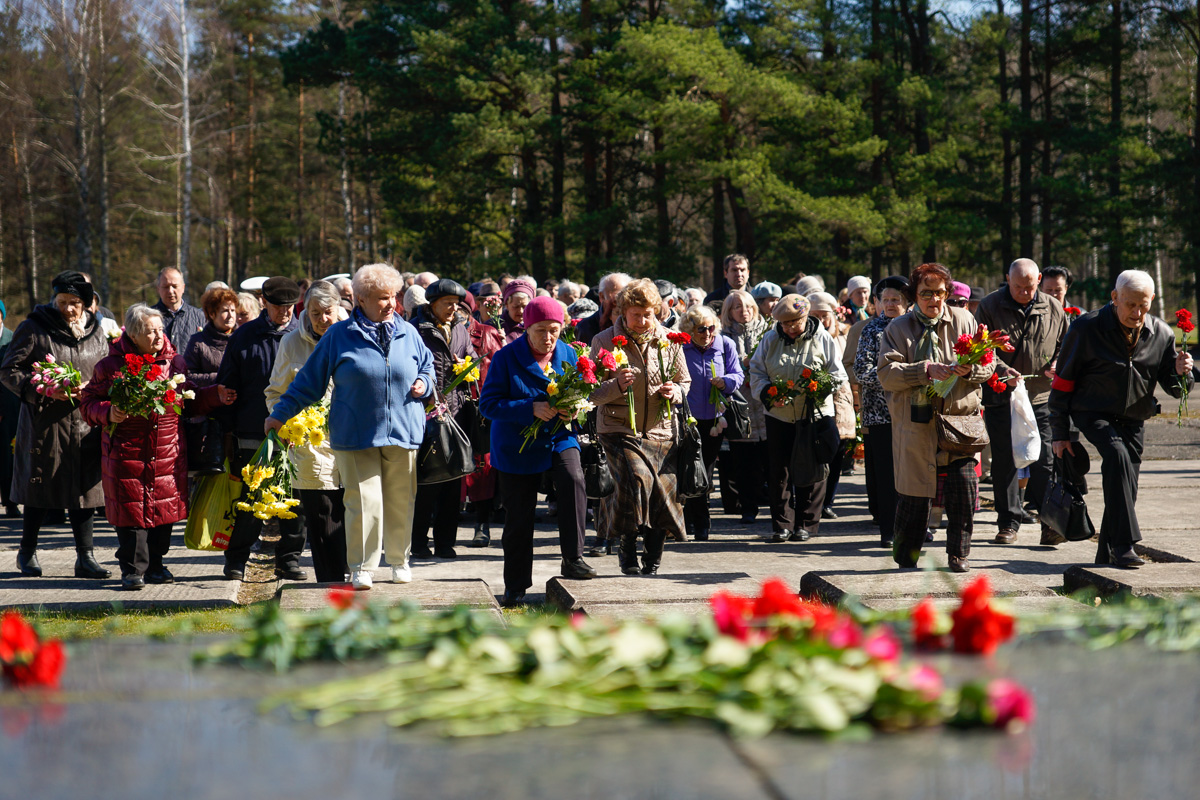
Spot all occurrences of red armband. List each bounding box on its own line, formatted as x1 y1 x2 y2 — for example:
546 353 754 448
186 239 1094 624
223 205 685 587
1051 375 1075 393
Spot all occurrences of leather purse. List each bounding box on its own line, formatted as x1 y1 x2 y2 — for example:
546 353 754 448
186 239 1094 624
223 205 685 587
676 396 710 498
934 404 989 457
579 416 615 499
723 388 753 440
1041 458 1095 542
417 390 475 485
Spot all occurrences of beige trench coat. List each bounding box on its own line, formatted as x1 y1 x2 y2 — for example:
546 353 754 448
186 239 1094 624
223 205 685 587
877 306 994 498
589 318 691 441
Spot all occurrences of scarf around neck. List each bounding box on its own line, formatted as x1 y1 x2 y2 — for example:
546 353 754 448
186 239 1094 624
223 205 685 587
912 307 943 408
354 307 396 353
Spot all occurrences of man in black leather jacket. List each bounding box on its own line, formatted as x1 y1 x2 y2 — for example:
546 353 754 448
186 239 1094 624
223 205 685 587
1048 270 1193 568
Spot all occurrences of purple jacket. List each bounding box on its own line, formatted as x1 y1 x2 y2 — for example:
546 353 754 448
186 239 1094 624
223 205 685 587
683 335 745 421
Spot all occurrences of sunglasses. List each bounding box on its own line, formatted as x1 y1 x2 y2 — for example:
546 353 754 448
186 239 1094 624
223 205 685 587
696 325 716 333
946 297 968 307
918 290 948 300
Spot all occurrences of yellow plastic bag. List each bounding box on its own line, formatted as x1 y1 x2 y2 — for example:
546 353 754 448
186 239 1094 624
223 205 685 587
184 463 243 551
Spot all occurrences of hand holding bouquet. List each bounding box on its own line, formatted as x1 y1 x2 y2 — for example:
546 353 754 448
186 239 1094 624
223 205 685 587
611 335 637 435
1176 309 1195 427
519 355 603 452
235 431 301 520
30 354 84 405
106 353 194 431
928 326 1014 398
656 331 690 421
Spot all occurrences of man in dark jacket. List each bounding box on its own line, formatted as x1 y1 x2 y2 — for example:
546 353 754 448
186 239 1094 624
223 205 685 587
153 267 207 355
1049 270 1193 568
575 272 630 346
975 258 1067 546
215 276 302 580
704 253 751 313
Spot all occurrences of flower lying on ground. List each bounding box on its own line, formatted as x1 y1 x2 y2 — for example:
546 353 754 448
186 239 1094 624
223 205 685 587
908 575 1015 655
1 612 66 690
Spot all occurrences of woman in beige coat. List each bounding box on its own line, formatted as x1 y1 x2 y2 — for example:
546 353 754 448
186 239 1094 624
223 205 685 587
589 279 691 576
265 281 349 582
878 263 994 573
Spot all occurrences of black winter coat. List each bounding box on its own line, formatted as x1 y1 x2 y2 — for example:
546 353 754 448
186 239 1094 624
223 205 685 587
184 323 231 388
214 310 298 439
412 305 475 418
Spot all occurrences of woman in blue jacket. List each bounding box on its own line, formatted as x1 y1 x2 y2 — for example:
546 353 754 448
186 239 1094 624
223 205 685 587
267 264 435 591
479 296 597 607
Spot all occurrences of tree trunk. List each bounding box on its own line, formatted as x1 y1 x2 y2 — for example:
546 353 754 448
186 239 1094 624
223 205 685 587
1018 0 1034 257
1039 0 1053 264
95 0 111 299
14 134 39 308
178 0 192 286
548 20 565 276
603 138 615 263
998 0 1014 272
870 0 884 281
298 81 306 272
711 179 725 290
580 0 600 285
1108 0 1123 285
246 31 257 271
726 181 756 265
338 80 353 272
900 0 935 262
652 126 670 267
521 146 547 282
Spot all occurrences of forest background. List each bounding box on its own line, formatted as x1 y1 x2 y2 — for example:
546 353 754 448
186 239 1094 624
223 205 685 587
2 0 1200 321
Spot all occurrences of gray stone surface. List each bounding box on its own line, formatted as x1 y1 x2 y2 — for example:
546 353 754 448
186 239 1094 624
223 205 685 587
578 601 713 620
279 577 502 614
1063 563 1200 598
800 568 1058 606
863 594 1090 614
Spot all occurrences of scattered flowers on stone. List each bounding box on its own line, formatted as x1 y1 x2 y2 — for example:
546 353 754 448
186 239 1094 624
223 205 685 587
1 611 66 690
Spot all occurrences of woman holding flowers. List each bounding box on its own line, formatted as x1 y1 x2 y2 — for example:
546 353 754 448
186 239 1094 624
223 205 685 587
721 290 770 523
81 304 231 589
877 263 995 573
748 294 847 544
265 281 349 583
680 305 743 542
479 295 598 606
589 279 691 576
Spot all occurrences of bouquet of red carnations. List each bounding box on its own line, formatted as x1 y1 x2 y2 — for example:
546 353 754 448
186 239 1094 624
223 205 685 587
1063 305 1083 320
519 352 608 452
30 354 83 405
107 353 194 430
929 325 1015 398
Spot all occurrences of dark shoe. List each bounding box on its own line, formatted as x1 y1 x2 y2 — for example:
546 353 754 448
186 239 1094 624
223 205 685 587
434 548 458 559
411 544 435 558
993 528 1018 545
788 529 811 542
500 589 526 608
145 566 175 584
121 574 145 591
767 530 786 543
274 565 307 581
1039 524 1067 547
739 515 756 524
16 550 42 577
584 536 606 557
74 549 112 579
821 507 837 520
561 557 598 580
468 525 491 548
641 529 667 575
4 503 19 517
1111 550 1145 569
1017 509 1037 525
605 540 614 555
618 529 641 575
694 528 710 542
948 556 970 573
880 536 894 548
925 528 935 543
223 565 245 581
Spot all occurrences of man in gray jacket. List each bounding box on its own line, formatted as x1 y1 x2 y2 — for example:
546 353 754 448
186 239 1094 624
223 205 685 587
975 258 1067 546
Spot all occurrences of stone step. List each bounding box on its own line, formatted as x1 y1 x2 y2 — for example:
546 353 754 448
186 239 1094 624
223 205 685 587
800 568 1058 607
279 577 503 620
863 593 1089 615
1063 563 1200 599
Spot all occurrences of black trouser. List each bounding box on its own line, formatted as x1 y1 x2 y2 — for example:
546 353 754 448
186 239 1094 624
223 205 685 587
684 418 725 533
822 440 852 510
865 424 898 541
499 448 586 594
893 458 977 566
475 497 494 525
1075 414 1144 558
983 401 1053 530
717 449 738 513
21 506 95 551
727 440 766 520
225 447 306 570
277 488 346 582
764 415 827 536
413 477 462 553
115 524 172 577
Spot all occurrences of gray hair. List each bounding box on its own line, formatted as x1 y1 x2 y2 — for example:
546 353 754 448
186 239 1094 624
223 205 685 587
599 272 632 295
330 276 353 294
237 292 261 317
305 280 341 312
680 304 721 337
1115 269 1155 295
413 271 439 288
1008 258 1040 278
403 284 427 317
124 302 164 338
685 287 706 308
204 280 230 293
353 263 404 300
557 280 579 301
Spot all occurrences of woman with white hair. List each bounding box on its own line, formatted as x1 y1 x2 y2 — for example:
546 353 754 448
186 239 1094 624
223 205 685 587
266 281 350 583
267 264 436 590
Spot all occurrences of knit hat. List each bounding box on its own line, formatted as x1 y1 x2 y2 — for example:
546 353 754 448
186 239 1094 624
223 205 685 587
568 297 598 318
795 276 825 297
772 293 810 322
501 278 536 303
874 275 910 297
847 275 871 293
523 296 566 328
261 276 302 305
402 285 426 317
750 281 782 300
51 270 94 308
425 278 466 303
461 290 476 313
808 292 838 313
950 281 971 300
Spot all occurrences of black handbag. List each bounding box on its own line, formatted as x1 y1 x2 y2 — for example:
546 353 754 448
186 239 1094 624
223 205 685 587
417 393 475 485
677 396 710 498
723 388 753 440
460 397 491 457
579 416 615 499
186 417 225 475
1041 457 1095 542
790 405 839 487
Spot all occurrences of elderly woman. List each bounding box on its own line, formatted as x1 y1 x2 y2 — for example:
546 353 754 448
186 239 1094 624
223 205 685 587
185 287 240 387
81 305 230 589
748 293 847 543
0 271 111 579
878 263 994 573
500 277 536 344
721 290 770 524
589 279 690 575
409 279 477 559
479 296 597 606
267 264 436 590
808 292 857 519
679 305 743 541
265 281 349 583
235 292 261 328
461 290 505 547
852 276 910 546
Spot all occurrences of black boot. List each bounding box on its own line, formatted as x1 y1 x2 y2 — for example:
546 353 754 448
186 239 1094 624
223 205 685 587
74 548 112 579
16 550 41 577
618 529 641 575
641 529 666 575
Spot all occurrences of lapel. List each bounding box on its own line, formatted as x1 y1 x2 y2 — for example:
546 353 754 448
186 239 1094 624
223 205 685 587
514 335 555 388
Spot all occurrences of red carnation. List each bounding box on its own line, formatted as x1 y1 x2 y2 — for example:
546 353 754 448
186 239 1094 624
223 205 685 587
11 640 65 689
0 612 38 662
327 586 357 610
750 578 806 618
710 591 754 642
910 597 945 650
987 373 1008 394
597 349 617 371
981 349 994 366
667 331 691 345
164 389 177 406
612 335 628 347
576 355 595 373
1177 308 1195 334
950 575 1015 655
954 333 973 356
570 318 581 326
1064 306 1083 317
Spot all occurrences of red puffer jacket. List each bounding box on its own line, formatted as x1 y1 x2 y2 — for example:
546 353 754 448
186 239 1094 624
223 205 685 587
81 335 219 529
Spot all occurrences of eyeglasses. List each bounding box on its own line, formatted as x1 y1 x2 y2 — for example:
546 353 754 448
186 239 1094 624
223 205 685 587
918 290 948 301
946 297 968 307
696 325 716 333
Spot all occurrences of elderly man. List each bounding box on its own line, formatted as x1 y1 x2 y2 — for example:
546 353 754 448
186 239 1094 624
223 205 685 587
575 272 631 345
414 271 438 289
216 276 303 581
1050 270 1193 567
705 253 751 312
975 258 1067 546
153 267 207 355
557 281 581 306
331 276 354 308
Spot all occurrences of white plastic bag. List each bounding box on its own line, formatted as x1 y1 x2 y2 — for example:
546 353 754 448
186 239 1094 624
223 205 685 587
1010 380 1040 468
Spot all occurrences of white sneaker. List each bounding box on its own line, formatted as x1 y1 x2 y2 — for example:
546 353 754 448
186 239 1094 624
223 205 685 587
350 570 373 590
392 564 412 584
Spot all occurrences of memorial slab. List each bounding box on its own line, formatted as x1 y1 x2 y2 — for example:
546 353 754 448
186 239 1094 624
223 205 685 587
800 568 1058 606
279 577 503 617
1062 563 1200 598
546 572 758 612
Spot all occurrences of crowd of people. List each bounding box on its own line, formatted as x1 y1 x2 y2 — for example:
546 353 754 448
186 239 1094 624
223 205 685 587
0 254 1193 601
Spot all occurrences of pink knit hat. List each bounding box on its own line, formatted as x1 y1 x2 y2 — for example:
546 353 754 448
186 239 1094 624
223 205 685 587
522 296 566 328
501 278 536 302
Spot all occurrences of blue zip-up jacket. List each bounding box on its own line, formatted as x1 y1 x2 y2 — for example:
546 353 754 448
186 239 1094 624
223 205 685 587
268 313 435 451
682 335 744 420
478 337 579 474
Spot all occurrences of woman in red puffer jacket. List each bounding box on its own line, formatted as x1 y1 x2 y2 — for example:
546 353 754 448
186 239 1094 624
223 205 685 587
82 303 232 590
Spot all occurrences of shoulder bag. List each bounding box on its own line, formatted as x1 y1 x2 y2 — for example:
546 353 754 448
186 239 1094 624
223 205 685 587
790 400 839 487
417 388 475 485
934 398 989 457
1041 456 1095 542
723 388 753 440
578 413 615 499
676 395 710 498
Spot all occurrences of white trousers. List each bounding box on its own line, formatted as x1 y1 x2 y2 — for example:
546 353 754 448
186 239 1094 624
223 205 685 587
334 446 417 571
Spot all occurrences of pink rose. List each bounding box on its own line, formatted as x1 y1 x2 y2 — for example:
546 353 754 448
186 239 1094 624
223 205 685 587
44 354 56 363
988 679 1036 730
863 627 901 662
